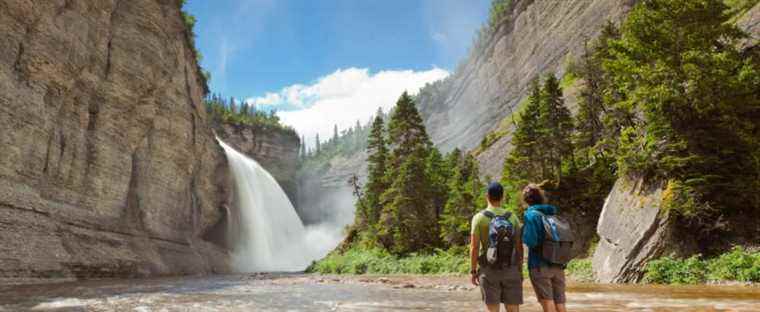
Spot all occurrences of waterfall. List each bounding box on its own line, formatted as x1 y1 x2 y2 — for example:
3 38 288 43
218 139 344 272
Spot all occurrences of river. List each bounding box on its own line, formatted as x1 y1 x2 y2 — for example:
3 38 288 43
1 274 758 311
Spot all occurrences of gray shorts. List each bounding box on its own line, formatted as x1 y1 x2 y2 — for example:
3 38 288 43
529 266 566 303
478 265 523 305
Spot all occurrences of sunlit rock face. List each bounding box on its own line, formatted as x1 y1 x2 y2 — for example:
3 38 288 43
0 0 233 281
416 0 636 177
591 177 693 283
214 124 300 207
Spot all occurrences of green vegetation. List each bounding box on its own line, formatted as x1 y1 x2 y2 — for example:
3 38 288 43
644 247 760 284
205 94 295 135
307 246 470 275
585 0 760 228
313 0 759 280
566 259 595 282
179 0 210 94
299 115 372 173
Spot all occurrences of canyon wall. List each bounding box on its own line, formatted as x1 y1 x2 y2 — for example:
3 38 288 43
0 0 232 282
214 124 300 206
416 0 635 178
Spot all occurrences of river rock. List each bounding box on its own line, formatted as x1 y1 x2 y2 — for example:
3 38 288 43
0 0 232 281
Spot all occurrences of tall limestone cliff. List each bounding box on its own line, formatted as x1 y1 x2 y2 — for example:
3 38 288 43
0 0 233 282
214 123 300 207
417 0 635 177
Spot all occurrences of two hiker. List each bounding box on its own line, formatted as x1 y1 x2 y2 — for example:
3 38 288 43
470 182 571 312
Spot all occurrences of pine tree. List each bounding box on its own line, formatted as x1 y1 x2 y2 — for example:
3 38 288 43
378 146 438 254
386 92 432 165
315 133 321 155
425 148 449 220
539 74 574 183
361 114 389 226
332 124 339 145
605 0 760 220
378 92 438 252
503 78 544 186
440 153 482 246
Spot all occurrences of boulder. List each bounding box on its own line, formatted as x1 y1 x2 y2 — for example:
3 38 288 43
592 176 689 283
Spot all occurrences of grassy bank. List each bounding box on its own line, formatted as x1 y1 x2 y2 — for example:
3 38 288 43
644 247 760 285
306 246 594 281
309 246 760 285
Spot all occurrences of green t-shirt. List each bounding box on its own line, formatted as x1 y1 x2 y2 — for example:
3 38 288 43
470 206 522 255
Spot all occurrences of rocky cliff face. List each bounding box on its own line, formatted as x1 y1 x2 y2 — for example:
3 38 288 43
591 177 694 283
0 0 232 282
296 151 366 225
214 124 300 206
417 0 635 177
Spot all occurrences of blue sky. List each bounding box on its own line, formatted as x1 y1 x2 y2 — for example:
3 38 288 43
185 0 490 146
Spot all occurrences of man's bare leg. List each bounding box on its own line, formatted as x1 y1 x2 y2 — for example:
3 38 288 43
556 303 566 312
506 304 519 312
485 304 500 312
539 300 557 312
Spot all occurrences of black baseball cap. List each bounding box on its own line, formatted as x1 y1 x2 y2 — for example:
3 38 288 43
487 182 504 200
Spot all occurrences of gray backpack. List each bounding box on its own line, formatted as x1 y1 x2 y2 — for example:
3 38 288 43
537 212 574 265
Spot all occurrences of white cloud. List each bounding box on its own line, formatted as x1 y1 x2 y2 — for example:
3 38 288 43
245 92 281 106
270 67 449 149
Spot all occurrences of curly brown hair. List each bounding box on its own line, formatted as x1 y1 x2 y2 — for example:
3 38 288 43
522 183 545 206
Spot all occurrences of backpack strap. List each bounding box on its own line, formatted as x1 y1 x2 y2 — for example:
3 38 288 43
481 210 496 219
500 211 512 219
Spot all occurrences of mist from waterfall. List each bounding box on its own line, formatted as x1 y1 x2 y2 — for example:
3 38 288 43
218 139 346 272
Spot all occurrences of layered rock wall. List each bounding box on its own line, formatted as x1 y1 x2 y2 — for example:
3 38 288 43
214 124 300 206
0 0 232 282
416 0 635 177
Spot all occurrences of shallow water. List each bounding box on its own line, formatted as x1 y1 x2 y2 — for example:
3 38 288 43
1 274 758 311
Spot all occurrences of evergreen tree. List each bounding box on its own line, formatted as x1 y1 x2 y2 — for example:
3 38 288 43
378 92 438 252
425 148 449 220
315 133 321 155
502 78 544 186
539 74 574 183
378 146 438 254
605 0 760 221
333 124 339 145
386 92 432 165
360 114 389 226
440 153 482 246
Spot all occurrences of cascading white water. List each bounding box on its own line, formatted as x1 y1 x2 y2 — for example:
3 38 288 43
218 139 345 272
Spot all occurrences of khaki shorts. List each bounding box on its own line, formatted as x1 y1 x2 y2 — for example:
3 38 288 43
529 266 566 303
478 265 523 305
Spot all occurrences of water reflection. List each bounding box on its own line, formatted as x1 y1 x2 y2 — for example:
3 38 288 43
0 274 758 311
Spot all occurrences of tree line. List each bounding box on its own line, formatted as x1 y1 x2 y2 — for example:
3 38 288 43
204 93 295 135
345 0 759 256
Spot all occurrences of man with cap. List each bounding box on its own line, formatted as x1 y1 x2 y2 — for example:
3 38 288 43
470 182 524 312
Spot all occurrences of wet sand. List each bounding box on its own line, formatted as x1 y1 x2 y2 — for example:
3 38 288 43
1 273 759 311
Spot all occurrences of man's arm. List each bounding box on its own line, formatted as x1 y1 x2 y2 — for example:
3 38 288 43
470 234 480 286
